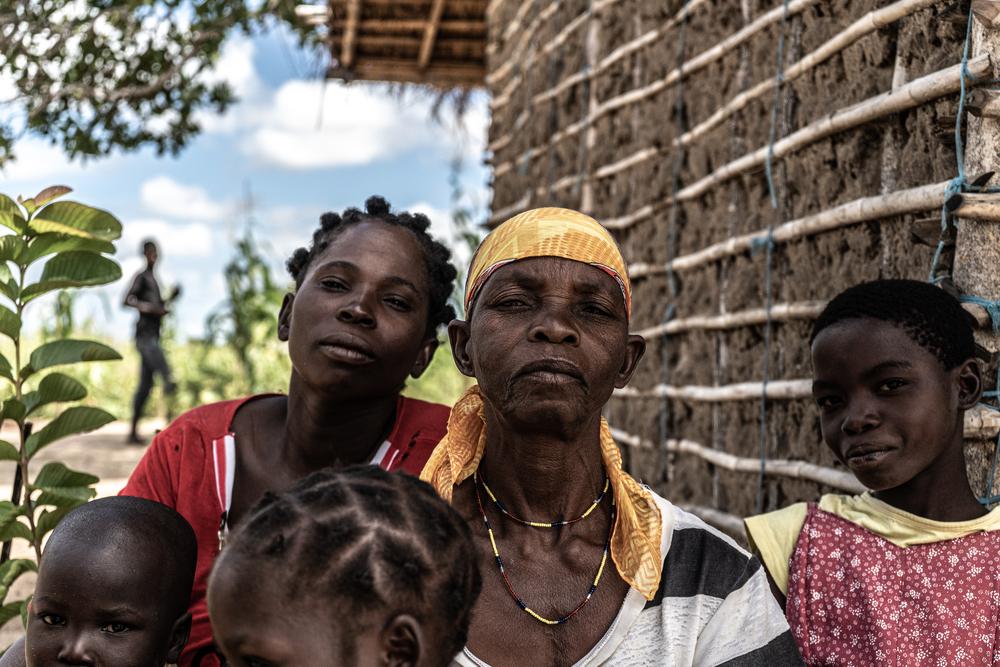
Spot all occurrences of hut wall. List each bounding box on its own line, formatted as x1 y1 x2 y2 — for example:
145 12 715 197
484 0 1000 536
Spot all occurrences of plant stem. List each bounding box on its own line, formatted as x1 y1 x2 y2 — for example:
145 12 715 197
13 234 41 563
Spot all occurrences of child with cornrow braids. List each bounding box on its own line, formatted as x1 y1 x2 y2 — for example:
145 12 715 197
208 465 481 667
745 279 1000 665
120 196 460 666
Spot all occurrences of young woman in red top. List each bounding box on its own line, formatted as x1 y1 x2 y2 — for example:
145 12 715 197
121 196 459 666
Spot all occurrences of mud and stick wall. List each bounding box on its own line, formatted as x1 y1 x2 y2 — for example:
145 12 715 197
484 0 1000 537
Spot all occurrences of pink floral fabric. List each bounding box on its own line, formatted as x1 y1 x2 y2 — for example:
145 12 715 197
787 504 1000 666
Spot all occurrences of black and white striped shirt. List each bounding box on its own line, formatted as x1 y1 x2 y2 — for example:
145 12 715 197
454 492 803 666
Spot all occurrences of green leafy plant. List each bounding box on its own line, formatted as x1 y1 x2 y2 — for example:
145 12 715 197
205 228 286 393
0 186 123 627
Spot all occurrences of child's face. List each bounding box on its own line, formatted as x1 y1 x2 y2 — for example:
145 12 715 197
209 564 426 667
279 220 437 403
811 318 974 491
26 539 187 667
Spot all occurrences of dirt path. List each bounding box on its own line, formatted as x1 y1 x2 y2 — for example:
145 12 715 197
0 420 163 648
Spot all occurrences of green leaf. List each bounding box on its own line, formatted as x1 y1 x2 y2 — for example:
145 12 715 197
19 596 29 629
22 339 121 380
29 201 121 242
0 560 36 605
1 399 24 424
0 353 11 382
0 261 16 302
16 196 36 217
0 501 31 542
30 462 99 505
35 506 76 540
0 237 25 264
20 233 116 264
0 441 17 462
32 186 72 208
21 252 121 302
25 407 115 457
0 305 20 341
0 601 22 628
0 196 25 235
24 373 87 415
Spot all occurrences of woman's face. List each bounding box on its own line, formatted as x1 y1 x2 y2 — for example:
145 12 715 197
280 220 437 401
451 256 644 436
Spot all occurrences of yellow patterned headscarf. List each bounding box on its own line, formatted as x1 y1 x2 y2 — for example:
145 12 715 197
464 207 632 319
422 208 662 601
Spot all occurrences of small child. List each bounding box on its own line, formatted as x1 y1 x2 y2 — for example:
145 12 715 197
208 465 481 667
745 279 1000 665
24 496 197 667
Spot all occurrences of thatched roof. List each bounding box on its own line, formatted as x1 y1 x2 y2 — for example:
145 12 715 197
298 0 487 87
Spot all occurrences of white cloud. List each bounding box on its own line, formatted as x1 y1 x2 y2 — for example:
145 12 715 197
0 137 109 185
139 176 231 221
241 81 442 169
118 218 216 259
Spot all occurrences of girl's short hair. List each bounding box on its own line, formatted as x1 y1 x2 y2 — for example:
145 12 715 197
811 279 976 369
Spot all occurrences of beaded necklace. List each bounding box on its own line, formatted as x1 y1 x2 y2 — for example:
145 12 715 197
479 472 610 528
473 471 615 625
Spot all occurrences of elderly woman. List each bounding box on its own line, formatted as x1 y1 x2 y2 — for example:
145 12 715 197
423 208 801 666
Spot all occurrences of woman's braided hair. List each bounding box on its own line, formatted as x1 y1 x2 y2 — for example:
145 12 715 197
811 279 976 369
225 466 481 663
285 196 458 334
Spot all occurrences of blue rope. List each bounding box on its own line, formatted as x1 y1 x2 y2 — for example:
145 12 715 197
764 0 791 210
961 296 1000 335
937 6 1000 507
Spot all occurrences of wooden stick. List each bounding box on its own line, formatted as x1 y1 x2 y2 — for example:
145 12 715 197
493 0 715 111
610 427 866 493
487 1 562 87
419 0 447 69
612 388 1000 439
679 0 943 150
488 193 531 226
678 504 747 537
329 19 487 34
967 407 1000 440
614 379 813 401
633 301 826 339
340 0 362 69
490 0 939 177
624 180 950 271
956 192 1000 221
671 56 993 204
545 54 990 201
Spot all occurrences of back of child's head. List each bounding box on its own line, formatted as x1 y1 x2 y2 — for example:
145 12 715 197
27 496 197 667
210 466 481 666
811 279 976 369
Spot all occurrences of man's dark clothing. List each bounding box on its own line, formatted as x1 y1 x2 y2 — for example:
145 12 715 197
127 269 166 339
127 268 175 438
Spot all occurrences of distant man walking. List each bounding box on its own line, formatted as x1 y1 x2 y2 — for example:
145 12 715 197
124 239 179 444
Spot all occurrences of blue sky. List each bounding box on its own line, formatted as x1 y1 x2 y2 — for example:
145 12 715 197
1 24 490 341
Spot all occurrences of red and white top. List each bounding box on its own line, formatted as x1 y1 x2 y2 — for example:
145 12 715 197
787 503 1000 666
122 394 450 667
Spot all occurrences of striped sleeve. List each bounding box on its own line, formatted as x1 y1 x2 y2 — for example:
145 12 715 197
615 507 802 666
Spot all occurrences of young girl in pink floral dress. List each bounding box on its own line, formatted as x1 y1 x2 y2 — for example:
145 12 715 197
745 280 1000 666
